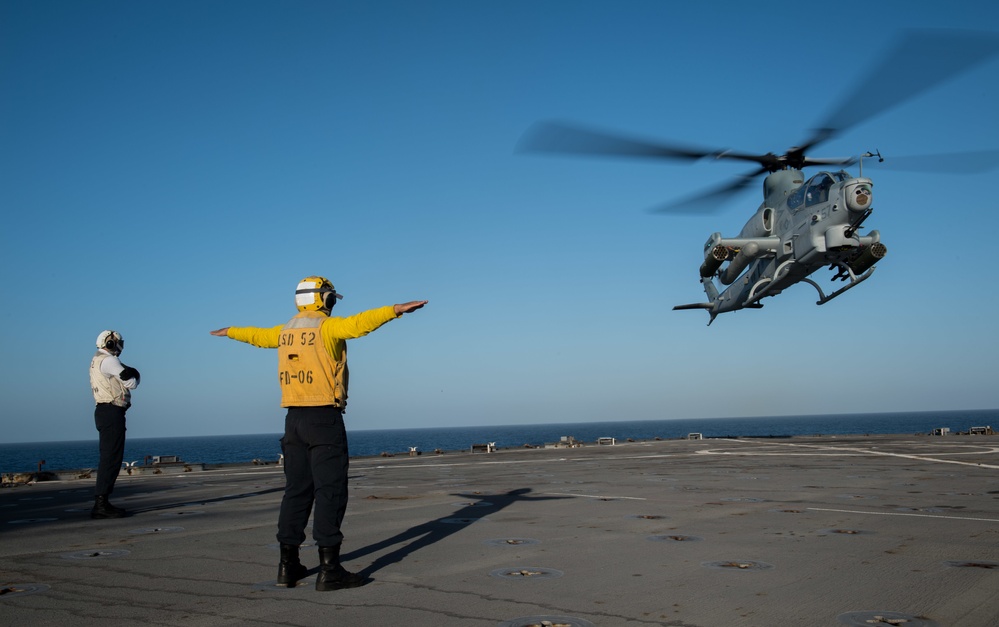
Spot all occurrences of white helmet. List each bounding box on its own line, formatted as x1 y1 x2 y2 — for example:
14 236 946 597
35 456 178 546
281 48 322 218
96 330 124 356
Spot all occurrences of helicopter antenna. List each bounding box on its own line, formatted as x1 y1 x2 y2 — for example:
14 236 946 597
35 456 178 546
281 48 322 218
858 150 883 177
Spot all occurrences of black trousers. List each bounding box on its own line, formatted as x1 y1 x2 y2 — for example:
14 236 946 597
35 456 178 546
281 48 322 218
277 406 350 548
94 403 127 497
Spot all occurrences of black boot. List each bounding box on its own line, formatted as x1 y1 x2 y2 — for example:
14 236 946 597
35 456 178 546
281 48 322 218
315 545 367 591
90 495 126 519
276 544 309 587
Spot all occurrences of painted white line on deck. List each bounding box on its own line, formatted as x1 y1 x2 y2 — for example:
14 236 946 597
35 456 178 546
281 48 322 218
808 507 999 523
705 439 999 469
696 450 869 457
366 459 567 470
197 469 285 477
543 492 646 501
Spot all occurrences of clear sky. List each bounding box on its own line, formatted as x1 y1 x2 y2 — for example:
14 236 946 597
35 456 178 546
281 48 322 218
2 1 998 443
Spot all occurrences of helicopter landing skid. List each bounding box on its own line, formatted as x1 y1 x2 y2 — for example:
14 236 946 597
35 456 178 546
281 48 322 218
744 259 795 306
804 265 877 305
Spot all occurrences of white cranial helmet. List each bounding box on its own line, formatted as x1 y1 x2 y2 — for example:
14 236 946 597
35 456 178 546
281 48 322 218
96 330 124 355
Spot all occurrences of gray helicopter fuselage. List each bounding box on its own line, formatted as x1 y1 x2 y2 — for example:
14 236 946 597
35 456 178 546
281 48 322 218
696 168 882 319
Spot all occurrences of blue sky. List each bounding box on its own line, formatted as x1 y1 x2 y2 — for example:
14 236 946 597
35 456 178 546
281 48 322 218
2 1 998 443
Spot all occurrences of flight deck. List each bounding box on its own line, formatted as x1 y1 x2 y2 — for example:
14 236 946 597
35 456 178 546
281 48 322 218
2 434 998 626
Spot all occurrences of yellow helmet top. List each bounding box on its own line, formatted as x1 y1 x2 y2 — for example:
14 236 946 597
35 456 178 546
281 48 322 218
295 276 342 312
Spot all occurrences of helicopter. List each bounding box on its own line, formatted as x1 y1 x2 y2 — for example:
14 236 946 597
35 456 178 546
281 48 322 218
518 29 999 324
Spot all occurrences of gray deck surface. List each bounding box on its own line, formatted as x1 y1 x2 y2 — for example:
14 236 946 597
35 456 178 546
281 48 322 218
2 434 998 626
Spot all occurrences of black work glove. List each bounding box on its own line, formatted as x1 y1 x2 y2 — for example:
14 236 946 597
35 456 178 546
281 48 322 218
120 366 141 383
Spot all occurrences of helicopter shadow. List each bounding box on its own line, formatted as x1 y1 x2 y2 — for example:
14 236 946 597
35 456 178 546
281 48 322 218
341 487 566 578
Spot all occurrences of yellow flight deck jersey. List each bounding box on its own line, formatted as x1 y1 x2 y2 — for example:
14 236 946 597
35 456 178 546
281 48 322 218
226 306 398 408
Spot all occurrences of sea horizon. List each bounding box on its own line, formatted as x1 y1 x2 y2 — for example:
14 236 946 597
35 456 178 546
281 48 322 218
7 408 998 446
2 409 997 475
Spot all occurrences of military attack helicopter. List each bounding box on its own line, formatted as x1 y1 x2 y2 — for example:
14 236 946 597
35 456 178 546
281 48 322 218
519 30 999 324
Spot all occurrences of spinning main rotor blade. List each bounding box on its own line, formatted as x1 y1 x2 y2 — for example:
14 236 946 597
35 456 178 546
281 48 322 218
649 167 767 215
799 29 999 153
517 121 776 212
517 121 760 164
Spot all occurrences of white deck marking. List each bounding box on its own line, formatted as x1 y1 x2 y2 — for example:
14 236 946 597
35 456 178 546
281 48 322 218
543 492 646 500
700 439 999 469
808 507 999 523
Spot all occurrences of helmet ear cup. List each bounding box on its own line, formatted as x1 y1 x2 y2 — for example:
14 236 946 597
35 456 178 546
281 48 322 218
296 276 337 312
99 330 122 354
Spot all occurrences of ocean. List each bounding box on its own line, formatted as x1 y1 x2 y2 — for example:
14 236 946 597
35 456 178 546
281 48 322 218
1 409 996 475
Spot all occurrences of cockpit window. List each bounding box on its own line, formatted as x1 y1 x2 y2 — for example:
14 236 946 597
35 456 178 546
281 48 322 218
787 183 806 210
805 173 835 207
788 171 849 210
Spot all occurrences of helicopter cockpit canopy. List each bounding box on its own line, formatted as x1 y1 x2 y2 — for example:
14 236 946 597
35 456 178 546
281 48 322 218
787 171 853 210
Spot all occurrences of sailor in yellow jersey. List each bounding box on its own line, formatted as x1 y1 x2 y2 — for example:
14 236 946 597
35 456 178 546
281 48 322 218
210 276 426 591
